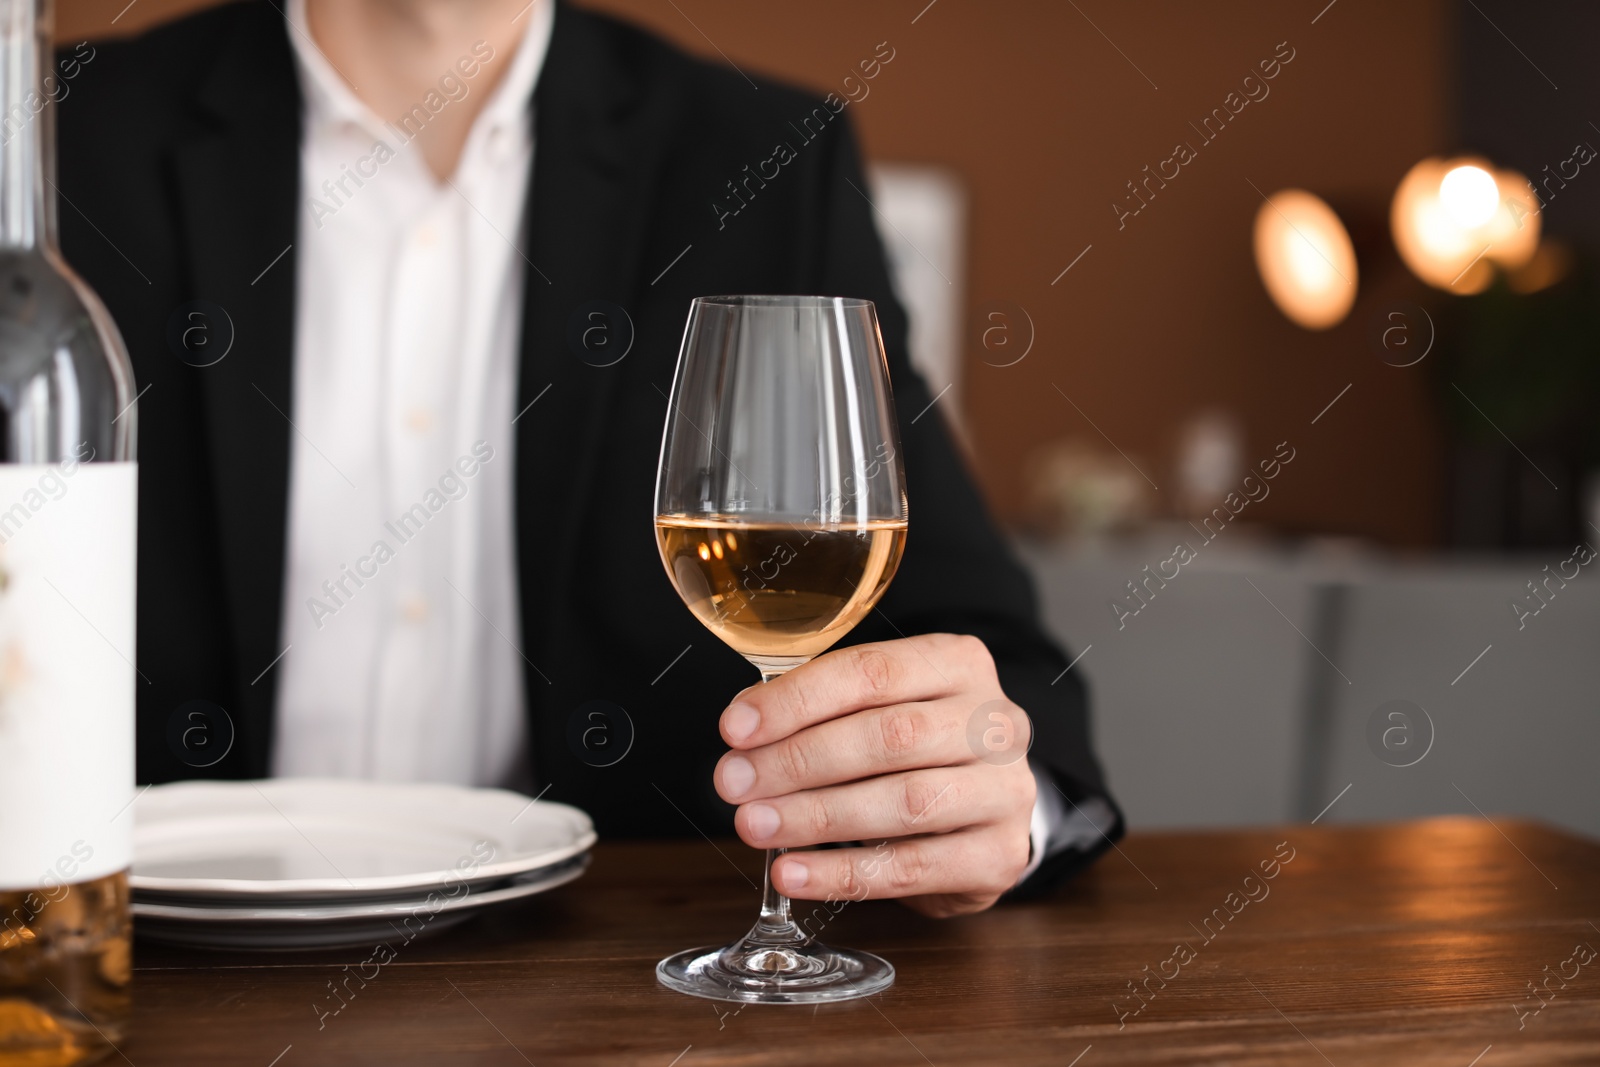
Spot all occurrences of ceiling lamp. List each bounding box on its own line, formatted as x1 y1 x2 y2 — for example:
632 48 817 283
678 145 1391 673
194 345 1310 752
1439 164 1500 227
1252 189 1359 330
1390 156 1540 294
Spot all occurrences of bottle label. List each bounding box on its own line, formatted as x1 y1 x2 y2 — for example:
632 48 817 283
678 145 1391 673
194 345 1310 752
0 460 136 890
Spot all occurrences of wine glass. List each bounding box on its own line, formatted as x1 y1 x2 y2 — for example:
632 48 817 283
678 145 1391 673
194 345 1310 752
653 295 908 1004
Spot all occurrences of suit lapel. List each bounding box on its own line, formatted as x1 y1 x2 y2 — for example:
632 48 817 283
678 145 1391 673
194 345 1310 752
514 4 681 699
170 6 302 776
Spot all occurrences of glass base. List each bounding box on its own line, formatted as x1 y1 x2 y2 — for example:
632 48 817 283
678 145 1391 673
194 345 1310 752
656 926 895 1004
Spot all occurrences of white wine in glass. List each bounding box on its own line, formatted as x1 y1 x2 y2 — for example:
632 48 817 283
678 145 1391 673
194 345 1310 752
656 517 905 666
654 295 908 1003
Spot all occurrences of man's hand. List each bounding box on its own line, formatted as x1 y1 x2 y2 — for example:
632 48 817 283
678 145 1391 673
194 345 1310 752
713 633 1037 918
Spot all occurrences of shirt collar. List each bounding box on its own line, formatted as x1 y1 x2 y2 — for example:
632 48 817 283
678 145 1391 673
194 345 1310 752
286 0 556 150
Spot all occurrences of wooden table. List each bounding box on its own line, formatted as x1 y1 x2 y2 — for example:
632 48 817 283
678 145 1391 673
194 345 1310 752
128 818 1600 1065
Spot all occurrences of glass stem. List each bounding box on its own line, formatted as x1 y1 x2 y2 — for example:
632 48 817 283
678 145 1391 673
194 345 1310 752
754 663 800 939
756 848 790 930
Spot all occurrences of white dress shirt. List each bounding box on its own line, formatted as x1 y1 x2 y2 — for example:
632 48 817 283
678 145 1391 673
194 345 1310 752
272 0 554 786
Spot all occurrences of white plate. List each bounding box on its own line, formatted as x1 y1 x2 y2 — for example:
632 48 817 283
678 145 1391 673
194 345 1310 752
133 856 589 950
132 779 595 902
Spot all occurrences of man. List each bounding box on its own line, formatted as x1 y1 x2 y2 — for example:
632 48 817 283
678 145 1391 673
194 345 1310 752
59 0 1120 915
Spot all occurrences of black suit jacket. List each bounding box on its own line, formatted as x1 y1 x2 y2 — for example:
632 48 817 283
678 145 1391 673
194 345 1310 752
58 0 1119 887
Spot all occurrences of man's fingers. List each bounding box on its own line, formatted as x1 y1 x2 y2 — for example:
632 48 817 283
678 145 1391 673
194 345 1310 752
718 633 988 749
732 764 1028 849
772 828 1030 903
714 696 989 802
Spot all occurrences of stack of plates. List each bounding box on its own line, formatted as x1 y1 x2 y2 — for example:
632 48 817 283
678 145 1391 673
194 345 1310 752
131 779 595 950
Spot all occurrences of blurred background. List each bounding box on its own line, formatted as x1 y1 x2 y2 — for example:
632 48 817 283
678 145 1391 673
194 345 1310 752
71 0 1599 837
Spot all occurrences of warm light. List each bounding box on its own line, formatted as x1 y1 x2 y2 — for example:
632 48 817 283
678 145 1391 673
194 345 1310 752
710 539 724 559
1439 165 1499 228
1483 167 1539 270
697 542 710 561
1507 238 1573 294
1391 156 1540 292
1252 189 1358 330
725 532 737 551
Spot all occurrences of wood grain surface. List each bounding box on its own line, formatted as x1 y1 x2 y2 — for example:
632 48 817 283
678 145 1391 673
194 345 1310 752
124 818 1600 1065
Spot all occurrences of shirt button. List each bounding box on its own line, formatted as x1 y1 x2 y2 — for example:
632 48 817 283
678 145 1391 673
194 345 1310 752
487 126 512 164
399 594 429 622
404 408 434 434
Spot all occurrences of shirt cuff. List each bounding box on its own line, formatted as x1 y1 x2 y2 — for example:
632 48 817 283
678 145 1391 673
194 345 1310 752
1013 759 1119 888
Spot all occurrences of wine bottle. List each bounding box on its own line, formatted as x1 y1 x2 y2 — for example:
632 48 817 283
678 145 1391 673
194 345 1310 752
0 1 137 1063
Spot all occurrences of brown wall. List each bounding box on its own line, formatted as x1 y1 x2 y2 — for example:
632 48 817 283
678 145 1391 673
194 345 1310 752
65 0 1451 545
